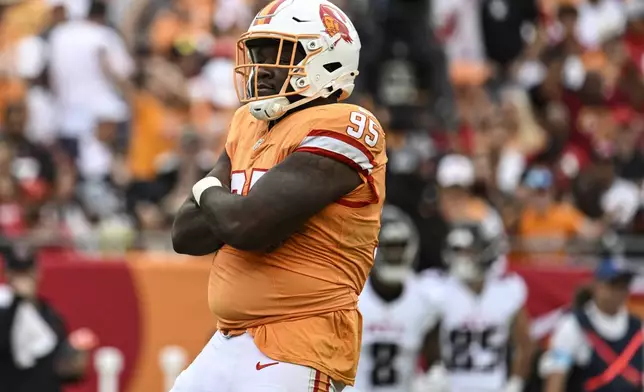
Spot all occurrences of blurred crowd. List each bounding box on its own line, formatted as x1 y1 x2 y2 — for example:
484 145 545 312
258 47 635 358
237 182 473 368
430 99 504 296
0 0 251 251
0 0 643 264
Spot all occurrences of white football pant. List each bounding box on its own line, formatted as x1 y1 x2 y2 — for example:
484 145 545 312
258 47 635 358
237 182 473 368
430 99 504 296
170 331 344 392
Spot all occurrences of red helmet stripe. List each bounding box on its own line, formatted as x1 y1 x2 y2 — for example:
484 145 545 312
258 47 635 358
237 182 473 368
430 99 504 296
253 0 288 26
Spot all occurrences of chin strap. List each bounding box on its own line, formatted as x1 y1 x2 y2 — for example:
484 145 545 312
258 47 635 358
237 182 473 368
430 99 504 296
248 71 357 121
249 91 325 121
248 97 290 121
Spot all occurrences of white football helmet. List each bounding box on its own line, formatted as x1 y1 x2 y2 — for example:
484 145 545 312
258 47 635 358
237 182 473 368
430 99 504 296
374 205 420 284
443 221 506 282
235 0 361 121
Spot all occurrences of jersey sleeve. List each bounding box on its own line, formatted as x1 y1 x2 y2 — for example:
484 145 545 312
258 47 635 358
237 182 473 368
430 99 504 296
507 274 528 312
415 270 447 322
296 128 378 174
419 301 442 333
293 105 387 206
539 314 585 376
294 106 385 175
408 273 444 332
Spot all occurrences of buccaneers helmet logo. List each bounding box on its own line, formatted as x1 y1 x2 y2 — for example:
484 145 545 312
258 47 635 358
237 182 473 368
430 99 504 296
319 4 353 44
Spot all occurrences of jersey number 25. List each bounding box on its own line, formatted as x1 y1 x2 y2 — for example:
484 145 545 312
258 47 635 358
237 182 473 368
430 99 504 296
447 327 506 371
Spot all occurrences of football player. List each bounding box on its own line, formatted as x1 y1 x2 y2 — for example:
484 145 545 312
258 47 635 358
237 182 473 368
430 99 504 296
170 1 387 391
355 204 437 392
419 221 536 392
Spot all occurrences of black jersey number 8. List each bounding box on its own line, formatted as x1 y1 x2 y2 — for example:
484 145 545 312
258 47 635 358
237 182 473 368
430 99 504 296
447 327 505 371
371 342 399 386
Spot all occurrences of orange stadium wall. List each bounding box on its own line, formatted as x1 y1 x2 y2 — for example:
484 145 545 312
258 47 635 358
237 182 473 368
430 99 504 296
2 253 644 392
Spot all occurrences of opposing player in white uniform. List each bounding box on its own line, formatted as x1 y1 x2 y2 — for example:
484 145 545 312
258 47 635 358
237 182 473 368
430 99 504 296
419 221 536 392
356 205 437 392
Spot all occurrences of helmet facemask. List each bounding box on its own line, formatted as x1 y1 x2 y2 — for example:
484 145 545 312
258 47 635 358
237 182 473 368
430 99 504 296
235 34 326 120
234 0 361 121
374 206 420 285
444 224 502 283
374 240 415 284
445 248 489 283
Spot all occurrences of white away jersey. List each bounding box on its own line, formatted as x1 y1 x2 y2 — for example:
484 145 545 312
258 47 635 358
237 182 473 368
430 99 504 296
356 277 439 392
420 270 527 392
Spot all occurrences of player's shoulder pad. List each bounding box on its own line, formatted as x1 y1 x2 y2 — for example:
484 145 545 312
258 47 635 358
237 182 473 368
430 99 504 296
414 269 448 304
419 268 448 281
230 104 255 130
295 103 385 175
225 105 256 157
226 105 248 136
496 272 528 308
310 103 379 122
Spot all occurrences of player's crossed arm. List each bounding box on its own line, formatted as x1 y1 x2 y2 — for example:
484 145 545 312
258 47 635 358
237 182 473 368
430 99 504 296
175 107 383 253
194 150 362 251
171 151 232 255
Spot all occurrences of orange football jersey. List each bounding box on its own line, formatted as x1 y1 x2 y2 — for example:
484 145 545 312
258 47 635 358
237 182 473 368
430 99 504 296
209 103 387 384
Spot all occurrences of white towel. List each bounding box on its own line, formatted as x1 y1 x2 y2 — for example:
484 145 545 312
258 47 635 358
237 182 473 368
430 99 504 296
10 299 58 369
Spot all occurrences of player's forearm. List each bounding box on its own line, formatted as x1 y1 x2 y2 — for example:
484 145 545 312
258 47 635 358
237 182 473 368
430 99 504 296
195 152 363 251
544 373 567 392
171 199 225 255
510 339 536 382
421 327 442 368
198 187 286 251
508 307 535 383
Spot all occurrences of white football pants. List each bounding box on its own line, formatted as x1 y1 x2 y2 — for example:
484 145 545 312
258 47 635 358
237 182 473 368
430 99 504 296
170 331 345 392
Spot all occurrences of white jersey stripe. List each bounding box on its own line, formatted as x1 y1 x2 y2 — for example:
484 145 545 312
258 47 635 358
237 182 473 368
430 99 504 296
298 135 374 173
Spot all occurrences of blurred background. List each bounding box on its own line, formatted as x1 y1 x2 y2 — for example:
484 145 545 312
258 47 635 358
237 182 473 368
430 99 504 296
1 0 644 390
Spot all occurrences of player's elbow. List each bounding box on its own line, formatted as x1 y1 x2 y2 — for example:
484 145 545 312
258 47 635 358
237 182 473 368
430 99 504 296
171 229 201 255
172 236 194 255
171 224 221 256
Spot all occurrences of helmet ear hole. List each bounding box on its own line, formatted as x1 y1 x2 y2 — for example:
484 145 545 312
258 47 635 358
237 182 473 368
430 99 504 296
323 62 342 73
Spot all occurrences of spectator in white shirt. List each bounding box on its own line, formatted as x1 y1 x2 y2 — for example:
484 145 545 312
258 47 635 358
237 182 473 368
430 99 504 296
48 0 134 161
15 36 57 146
540 258 643 392
433 0 486 64
576 0 626 49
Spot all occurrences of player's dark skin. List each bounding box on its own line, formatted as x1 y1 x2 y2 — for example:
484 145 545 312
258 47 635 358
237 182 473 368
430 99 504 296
172 40 362 254
370 272 404 302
